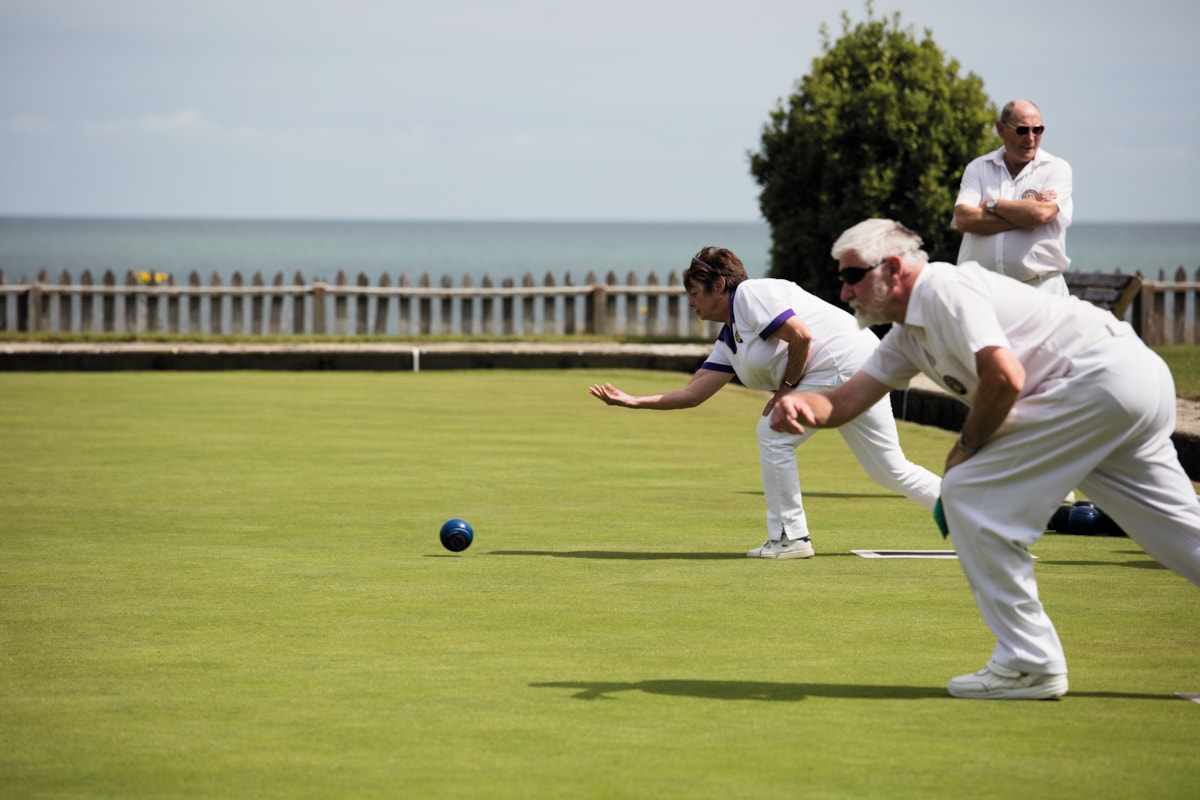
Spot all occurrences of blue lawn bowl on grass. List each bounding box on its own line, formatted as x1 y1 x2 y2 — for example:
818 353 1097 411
1066 503 1104 535
439 518 474 553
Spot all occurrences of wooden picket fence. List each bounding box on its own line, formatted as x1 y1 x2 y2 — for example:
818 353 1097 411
0 266 1197 344
1132 267 1200 346
0 269 716 340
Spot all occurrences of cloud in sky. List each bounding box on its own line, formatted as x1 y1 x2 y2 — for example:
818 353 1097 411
1 0 1198 221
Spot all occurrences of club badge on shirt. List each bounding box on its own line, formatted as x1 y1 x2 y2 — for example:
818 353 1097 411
943 375 968 395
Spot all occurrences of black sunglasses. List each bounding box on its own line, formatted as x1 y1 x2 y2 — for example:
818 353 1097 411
837 260 884 285
1003 122 1045 136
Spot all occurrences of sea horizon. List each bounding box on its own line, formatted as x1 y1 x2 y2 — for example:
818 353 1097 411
2 216 1198 287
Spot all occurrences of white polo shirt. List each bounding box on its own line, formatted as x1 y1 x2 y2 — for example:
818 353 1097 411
954 146 1073 284
861 262 1125 407
701 278 880 392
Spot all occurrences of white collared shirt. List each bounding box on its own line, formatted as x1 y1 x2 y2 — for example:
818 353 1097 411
954 146 1073 283
701 278 879 392
861 262 1121 407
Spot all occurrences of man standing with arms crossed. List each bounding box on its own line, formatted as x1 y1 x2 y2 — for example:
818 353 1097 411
953 99 1072 295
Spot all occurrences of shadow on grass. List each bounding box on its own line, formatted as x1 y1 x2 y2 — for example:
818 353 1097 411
1039 558 1167 571
489 550 743 560
488 550 861 560
732 491 911 500
531 679 940 701
531 679 1177 702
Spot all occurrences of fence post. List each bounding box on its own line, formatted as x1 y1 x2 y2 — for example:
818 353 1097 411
666 271 685 337
353 273 368 334
481 276 495 335
1193 267 1200 346
375 274 392 336
79 270 94 332
588 282 606 336
1143 270 1166 346
460 275 475 336
23 284 40 332
53 269 71 333
267 273 284 334
1172 266 1187 345
293 272 307 334
620 270 638 336
542 273 557 335
123 271 137 333
146 275 161 333
102 271 117 332
313 282 327 334
397 274 411 336
440 275 454 335
208 272 224 335
418 273 433 335
162 274 178 333
501 278 515 335
187 272 202 334
333 272 348 335
521 273 536 336
563 274 576 335
228 272 243 335
251 272 266 334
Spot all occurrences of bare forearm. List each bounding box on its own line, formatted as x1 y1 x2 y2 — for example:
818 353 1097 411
624 389 703 410
946 346 1024 469
955 205 1018 235
956 198 1060 235
995 199 1059 229
769 373 892 434
589 370 731 411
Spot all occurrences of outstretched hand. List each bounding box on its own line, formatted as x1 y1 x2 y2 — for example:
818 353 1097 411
588 383 635 407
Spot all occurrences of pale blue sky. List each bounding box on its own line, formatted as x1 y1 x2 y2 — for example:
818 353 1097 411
2 0 1197 222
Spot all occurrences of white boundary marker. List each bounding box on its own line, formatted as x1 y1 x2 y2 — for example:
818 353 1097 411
851 549 1038 560
853 550 958 559
1176 693 1200 705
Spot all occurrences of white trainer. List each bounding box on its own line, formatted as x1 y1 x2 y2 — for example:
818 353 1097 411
746 535 814 559
947 660 1068 700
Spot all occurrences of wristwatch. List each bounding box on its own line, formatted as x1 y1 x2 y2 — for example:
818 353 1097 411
985 198 998 214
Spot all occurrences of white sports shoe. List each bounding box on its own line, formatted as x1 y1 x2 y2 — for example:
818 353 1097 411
947 660 1068 700
746 534 814 559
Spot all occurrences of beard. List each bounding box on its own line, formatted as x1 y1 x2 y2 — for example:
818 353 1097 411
850 277 891 328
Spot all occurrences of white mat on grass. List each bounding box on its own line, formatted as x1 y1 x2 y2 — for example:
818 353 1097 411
851 549 1038 560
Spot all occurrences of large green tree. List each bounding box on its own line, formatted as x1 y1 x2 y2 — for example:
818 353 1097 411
749 6 996 302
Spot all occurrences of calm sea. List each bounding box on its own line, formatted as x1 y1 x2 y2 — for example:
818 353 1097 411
1 217 1198 286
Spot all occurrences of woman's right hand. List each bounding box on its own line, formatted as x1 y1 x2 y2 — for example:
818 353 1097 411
588 383 634 407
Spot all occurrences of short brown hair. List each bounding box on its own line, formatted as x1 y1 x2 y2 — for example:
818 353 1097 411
683 246 749 293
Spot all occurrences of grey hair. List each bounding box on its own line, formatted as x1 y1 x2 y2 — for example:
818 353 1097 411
830 218 928 265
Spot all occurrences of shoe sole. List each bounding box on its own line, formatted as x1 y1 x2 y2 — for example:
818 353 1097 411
747 548 815 560
947 674 1068 700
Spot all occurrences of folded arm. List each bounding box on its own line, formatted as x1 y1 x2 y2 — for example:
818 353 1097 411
954 190 1060 235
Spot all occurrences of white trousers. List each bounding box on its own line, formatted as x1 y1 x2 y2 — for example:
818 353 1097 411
757 391 942 541
941 330 1200 675
1030 273 1069 296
